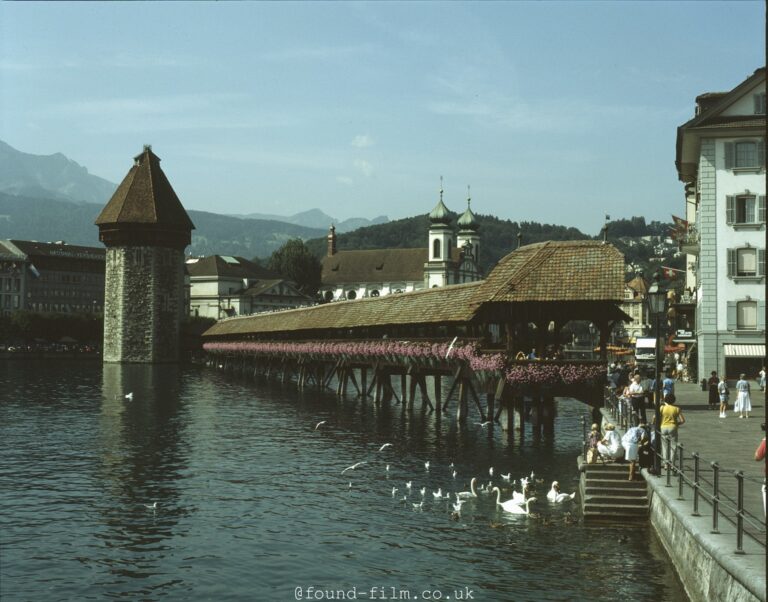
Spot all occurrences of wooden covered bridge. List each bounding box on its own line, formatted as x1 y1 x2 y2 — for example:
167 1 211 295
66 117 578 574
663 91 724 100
202 240 630 435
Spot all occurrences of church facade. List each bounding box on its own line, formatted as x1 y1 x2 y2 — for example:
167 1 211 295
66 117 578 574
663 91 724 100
319 188 482 301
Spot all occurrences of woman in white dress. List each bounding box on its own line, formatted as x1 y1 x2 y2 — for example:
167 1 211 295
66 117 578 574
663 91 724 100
597 424 624 460
734 373 752 419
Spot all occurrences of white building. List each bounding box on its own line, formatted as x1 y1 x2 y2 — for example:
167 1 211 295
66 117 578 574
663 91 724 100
676 67 766 380
319 188 482 301
186 255 312 319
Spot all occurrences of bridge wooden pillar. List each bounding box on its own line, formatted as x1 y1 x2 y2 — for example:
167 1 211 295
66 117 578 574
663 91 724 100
542 395 556 438
433 374 442 415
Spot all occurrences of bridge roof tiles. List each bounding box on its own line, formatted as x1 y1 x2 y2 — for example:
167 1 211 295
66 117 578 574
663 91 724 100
203 240 625 338
205 281 482 337
479 240 624 302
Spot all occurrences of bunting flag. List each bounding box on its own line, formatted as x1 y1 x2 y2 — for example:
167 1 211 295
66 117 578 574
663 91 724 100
662 265 685 279
671 215 689 230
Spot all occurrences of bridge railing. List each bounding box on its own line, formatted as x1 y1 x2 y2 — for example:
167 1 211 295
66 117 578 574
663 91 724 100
600 388 766 551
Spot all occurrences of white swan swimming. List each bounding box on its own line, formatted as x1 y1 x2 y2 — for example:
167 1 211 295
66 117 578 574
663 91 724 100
547 481 576 503
456 477 478 499
493 488 536 514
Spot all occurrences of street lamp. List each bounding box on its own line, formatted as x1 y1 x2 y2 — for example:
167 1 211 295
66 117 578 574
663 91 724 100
647 272 667 475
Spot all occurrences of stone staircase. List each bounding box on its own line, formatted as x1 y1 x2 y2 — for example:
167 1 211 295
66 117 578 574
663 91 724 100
578 459 649 522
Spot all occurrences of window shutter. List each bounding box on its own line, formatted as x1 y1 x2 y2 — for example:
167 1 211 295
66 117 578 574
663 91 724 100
726 195 735 224
755 94 761 114
759 196 766 223
759 139 765 167
759 300 766 331
727 301 737 330
727 248 736 277
759 249 766 277
724 142 734 168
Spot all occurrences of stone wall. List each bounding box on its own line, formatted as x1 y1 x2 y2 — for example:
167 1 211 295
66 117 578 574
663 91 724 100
103 246 185 363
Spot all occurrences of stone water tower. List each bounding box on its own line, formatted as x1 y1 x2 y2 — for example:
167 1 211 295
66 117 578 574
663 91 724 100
95 146 195 363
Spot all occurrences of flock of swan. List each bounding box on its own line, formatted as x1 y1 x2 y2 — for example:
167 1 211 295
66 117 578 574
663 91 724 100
317 420 577 521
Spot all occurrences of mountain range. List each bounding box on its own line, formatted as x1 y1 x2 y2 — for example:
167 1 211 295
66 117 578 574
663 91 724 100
0 140 682 276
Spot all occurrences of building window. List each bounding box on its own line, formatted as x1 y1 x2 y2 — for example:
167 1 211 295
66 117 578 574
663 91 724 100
736 301 757 329
433 239 441 259
724 140 765 169
726 195 765 224
727 247 765 277
755 92 766 115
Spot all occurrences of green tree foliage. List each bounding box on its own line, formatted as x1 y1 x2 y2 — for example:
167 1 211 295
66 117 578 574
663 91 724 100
0 311 102 343
268 239 322 295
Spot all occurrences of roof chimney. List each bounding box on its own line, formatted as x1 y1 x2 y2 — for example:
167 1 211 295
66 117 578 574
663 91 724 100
327 224 337 257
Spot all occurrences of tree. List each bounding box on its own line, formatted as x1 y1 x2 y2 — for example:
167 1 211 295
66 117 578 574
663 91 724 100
268 239 322 295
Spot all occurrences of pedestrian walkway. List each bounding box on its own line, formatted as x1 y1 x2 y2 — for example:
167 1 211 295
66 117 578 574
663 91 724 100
661 382 765 533
642 382 766 601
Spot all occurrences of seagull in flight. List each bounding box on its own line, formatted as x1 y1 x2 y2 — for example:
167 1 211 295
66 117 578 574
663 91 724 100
392 487 398 497
476 421 492 428
314 421 327 431
124 392 134 401
341 461 367 474
378 443 394 452
405 481 412 490
445 335 458 359
424 461 430 471
143 502 158 510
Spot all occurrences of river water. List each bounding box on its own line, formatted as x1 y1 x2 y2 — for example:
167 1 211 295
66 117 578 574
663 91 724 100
0 360 688 601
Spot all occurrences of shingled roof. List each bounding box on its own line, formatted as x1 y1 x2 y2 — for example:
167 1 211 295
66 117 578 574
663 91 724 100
205 281 482 337
204 240 626 339
477 240 624 303
95 146 195 231
187 255 277 280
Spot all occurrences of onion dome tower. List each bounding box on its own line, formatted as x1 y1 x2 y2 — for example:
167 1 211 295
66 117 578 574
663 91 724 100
456 186 480 262
424 177 455 288
95 145 195 363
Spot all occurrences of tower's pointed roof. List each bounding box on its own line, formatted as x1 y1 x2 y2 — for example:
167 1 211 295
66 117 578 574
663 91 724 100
95 146 195 231
457 188 479 231
429 177 452 225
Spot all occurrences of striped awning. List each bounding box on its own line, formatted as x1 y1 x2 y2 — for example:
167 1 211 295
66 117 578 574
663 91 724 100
723 344 766 357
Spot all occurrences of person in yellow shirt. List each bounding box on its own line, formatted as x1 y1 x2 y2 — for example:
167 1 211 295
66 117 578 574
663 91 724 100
659 393 685 462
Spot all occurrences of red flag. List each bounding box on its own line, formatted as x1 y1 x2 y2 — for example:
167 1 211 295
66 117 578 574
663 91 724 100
671 215 688 230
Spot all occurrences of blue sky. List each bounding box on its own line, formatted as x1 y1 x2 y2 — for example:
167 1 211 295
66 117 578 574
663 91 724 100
1 1 764 234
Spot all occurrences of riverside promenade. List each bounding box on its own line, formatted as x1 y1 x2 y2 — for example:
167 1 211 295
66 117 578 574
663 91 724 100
637 382 766 601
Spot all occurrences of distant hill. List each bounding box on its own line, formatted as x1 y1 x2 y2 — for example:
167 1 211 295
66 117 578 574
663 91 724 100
0 192 326 258
231 208 389 233
0 140 117 204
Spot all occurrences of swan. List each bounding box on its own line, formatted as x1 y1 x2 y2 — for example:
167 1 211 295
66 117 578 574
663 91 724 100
493 488 537 515
547 481 576 503
456 477 478 499
501 473 512 482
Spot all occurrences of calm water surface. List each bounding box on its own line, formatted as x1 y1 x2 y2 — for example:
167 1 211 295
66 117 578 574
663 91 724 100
0 361 688 601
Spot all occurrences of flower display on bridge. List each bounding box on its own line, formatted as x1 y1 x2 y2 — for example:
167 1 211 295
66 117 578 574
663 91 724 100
203 340 604 387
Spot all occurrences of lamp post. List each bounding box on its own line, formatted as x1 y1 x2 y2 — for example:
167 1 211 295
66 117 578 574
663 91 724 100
647 272 667 475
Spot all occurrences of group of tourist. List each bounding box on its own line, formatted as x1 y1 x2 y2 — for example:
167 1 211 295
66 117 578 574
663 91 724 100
706 370 755 419
588 393 686 479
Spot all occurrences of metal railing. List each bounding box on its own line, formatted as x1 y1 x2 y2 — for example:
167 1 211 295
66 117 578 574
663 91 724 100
602 387 766 551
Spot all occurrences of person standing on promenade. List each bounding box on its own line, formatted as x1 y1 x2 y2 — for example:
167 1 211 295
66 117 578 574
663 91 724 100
717 376 729 418
755 424 765 515
734 373 752 418
759 366 766 392
627 373 646 425
676 359 685 382
659 393 685 462
707 371 719 410
662 371 675 399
